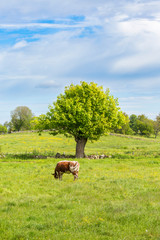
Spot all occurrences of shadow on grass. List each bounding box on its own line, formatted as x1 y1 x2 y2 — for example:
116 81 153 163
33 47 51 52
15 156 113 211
4 152 75 160
5 153 48 160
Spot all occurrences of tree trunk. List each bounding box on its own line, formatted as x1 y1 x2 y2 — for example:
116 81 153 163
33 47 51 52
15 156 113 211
75 138 87 158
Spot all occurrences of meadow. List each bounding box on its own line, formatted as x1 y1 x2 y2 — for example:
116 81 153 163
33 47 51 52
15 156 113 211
1 132 160 239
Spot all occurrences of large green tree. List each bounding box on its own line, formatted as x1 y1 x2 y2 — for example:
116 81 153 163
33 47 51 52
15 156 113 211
36 82 125 158
11 106 34 131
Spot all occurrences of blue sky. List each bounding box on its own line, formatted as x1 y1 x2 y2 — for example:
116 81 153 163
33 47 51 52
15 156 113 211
1 0 160 123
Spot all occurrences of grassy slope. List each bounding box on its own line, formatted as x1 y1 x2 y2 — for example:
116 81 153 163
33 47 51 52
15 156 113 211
0 133 160 239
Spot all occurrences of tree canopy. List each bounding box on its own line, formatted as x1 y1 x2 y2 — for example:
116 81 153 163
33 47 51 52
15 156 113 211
11 106 34 131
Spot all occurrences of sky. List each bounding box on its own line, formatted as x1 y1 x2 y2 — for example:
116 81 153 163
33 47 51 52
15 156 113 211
0 0 160 124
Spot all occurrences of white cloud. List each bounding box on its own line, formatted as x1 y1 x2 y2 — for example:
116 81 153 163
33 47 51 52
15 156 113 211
0 21 97 30
0 0 107 24
13 40 28 49
108 17 160 73
117 19 160 37
112 52 160 73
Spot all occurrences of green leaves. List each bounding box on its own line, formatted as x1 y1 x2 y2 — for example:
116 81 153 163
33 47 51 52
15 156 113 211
0 124 7 134
10 106 34 131
46 81 124 141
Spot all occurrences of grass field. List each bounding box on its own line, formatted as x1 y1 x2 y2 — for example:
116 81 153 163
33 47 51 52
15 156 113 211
1 131 160 158
1 132 160 239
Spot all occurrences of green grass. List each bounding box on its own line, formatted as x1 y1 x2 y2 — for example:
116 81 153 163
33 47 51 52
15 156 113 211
1 131 160 158
1 133 160 239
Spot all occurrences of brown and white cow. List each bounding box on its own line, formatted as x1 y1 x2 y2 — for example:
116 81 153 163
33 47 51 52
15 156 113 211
52 160 80 181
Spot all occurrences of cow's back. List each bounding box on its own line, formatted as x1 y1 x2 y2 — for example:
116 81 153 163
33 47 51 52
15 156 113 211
56 160 70 172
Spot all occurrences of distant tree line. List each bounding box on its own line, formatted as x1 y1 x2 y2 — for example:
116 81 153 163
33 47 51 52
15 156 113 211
1 106 160 139
114 113 160 138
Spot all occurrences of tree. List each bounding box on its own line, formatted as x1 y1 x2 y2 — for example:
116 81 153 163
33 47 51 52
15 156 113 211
10 106 34 131
136 114 154 137
4 121 13 133
0 124 7 134
36 82 125 158
153 113 160 138
129 114 138 134
31 114 50 134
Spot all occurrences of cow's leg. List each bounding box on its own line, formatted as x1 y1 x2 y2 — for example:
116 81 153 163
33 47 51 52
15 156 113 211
58 171 61 180
58 172 63 181
74 173 78 181
60 173 63 181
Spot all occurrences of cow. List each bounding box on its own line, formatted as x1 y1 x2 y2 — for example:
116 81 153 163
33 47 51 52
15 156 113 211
52 160 80 181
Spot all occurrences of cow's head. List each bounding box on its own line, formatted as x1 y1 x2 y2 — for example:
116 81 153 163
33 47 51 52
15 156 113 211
52 173 58 179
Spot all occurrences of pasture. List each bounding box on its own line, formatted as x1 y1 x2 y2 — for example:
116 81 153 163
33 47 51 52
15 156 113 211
1 132 160 239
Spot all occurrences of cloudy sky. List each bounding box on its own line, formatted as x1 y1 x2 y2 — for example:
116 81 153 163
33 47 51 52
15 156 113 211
0 0 160 123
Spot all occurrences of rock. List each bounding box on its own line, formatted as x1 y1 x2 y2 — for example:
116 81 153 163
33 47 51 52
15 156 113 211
55 152 61 158
87 154 112 159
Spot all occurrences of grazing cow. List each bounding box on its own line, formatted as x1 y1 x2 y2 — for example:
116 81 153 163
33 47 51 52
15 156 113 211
52 160 80 181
